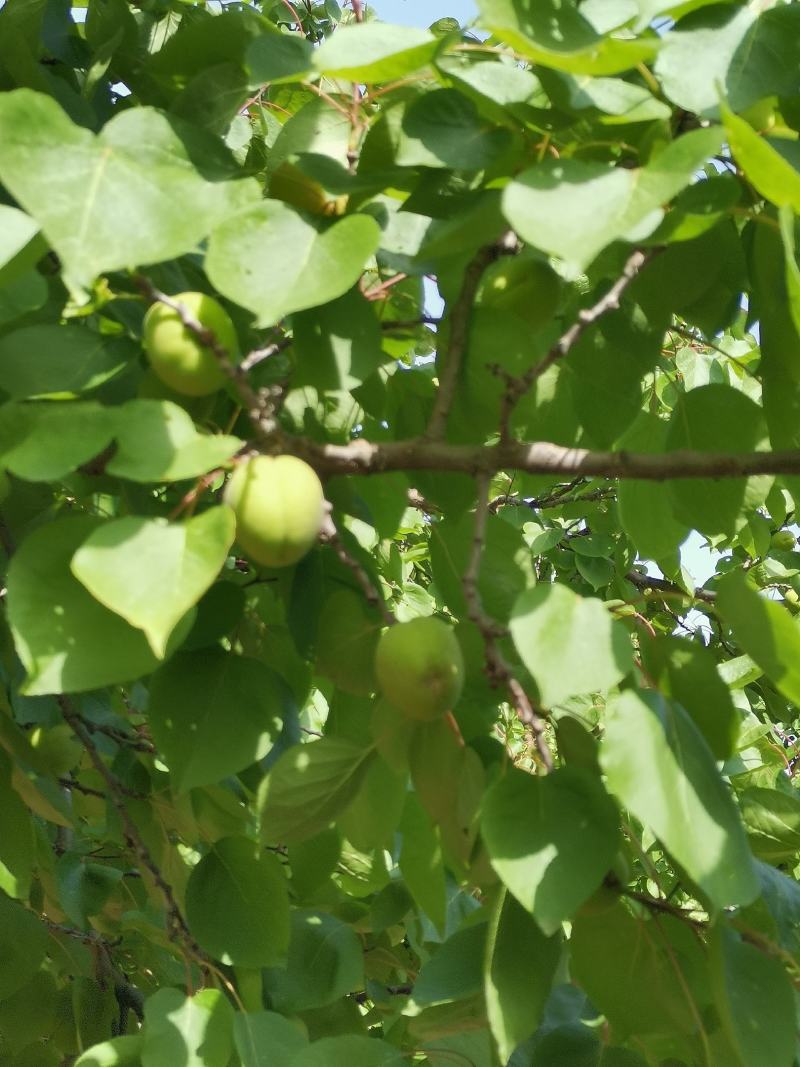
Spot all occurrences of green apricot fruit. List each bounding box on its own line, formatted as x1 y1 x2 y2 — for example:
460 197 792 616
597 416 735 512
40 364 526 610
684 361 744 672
143 291 238 397
224 454 325 568
374 616 464 721
316 588 382 696
29 724 82 777
771 530 796 552
477 254 561 333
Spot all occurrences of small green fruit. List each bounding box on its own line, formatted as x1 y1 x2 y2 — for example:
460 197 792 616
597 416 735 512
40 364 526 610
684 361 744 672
477 255 561 333
143 291 238 397
224 455 325 568
316 588 382 696
771 530 796 552
374 617 464 721
29 724 82 777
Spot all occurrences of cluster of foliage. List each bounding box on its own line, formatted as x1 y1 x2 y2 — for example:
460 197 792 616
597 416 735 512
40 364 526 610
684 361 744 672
4 0 800 1064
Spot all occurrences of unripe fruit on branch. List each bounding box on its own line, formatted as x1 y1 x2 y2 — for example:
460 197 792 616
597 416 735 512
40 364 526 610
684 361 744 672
143 291 238 397
771 530 796 552
476 254 561 333
316 588 382 696
374 616 464 721
224 455 325 569
30 724 82 777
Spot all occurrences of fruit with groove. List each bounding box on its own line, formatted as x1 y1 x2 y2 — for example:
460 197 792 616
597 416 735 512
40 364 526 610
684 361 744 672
143 291 238 397
771 530 796 552
224 455 325 568
374 616 464 721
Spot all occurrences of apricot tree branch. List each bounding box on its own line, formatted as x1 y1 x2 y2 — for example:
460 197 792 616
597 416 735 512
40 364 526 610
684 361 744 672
287 434 800 481
462 475 553 771
319 510 396 626
56 695 205 964
425 234 516 440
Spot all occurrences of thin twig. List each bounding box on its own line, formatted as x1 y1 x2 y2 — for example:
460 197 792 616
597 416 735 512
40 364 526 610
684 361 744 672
319 510 396 626
499 248 651 437
426 235 516 440
239 336 293 373
351 0 364 20
56 695 205 964
462 475 553 771
624 568 716 605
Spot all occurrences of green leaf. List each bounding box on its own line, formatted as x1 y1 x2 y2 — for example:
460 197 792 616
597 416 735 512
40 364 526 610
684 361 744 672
0 891 48 999
313 23 440 81
0 749 35 899
56 852 123 929
185 836 290 967
640 637 740 760
74 1037 143 1067
571 901 709 1038
0 90 258 291
666 384 772 538
206 201 381 328
397 90 512 171
655 5 800 118
0 205 42 278
485 888 561 1061
293 288 387 393
233 1010 308 1067
477 0 656 75
338 753 406 853
292 1035 406 1067
105 400 242 484
503 128 723 269
259 736 376 844
601 691 759 908
481 766 619 935
142 988 234 1067
618 413 690 560
7 516 171 695
262 909 363 1013
722 104 800 214
398 792 447 934
711 926 795 1067
412 922 488 1008
509 584 633 708
0 326 134 399
0 402 114 482
71 508 235 657
740 788 800 864
147 650 287 793
246 31 313 84
717 570 800 708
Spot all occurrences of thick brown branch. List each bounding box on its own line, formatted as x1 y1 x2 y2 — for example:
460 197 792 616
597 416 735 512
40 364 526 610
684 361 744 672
462 475 553 771
287 434 800 481
425 235 516 440
56 695 203 962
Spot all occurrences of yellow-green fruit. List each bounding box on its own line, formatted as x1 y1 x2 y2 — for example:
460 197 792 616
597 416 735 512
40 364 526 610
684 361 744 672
771 530 796 552
316 588 382 696
477 255 561 332
29 724 82 777
374 617 464 721
143 291 238 397
224 455 325 568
